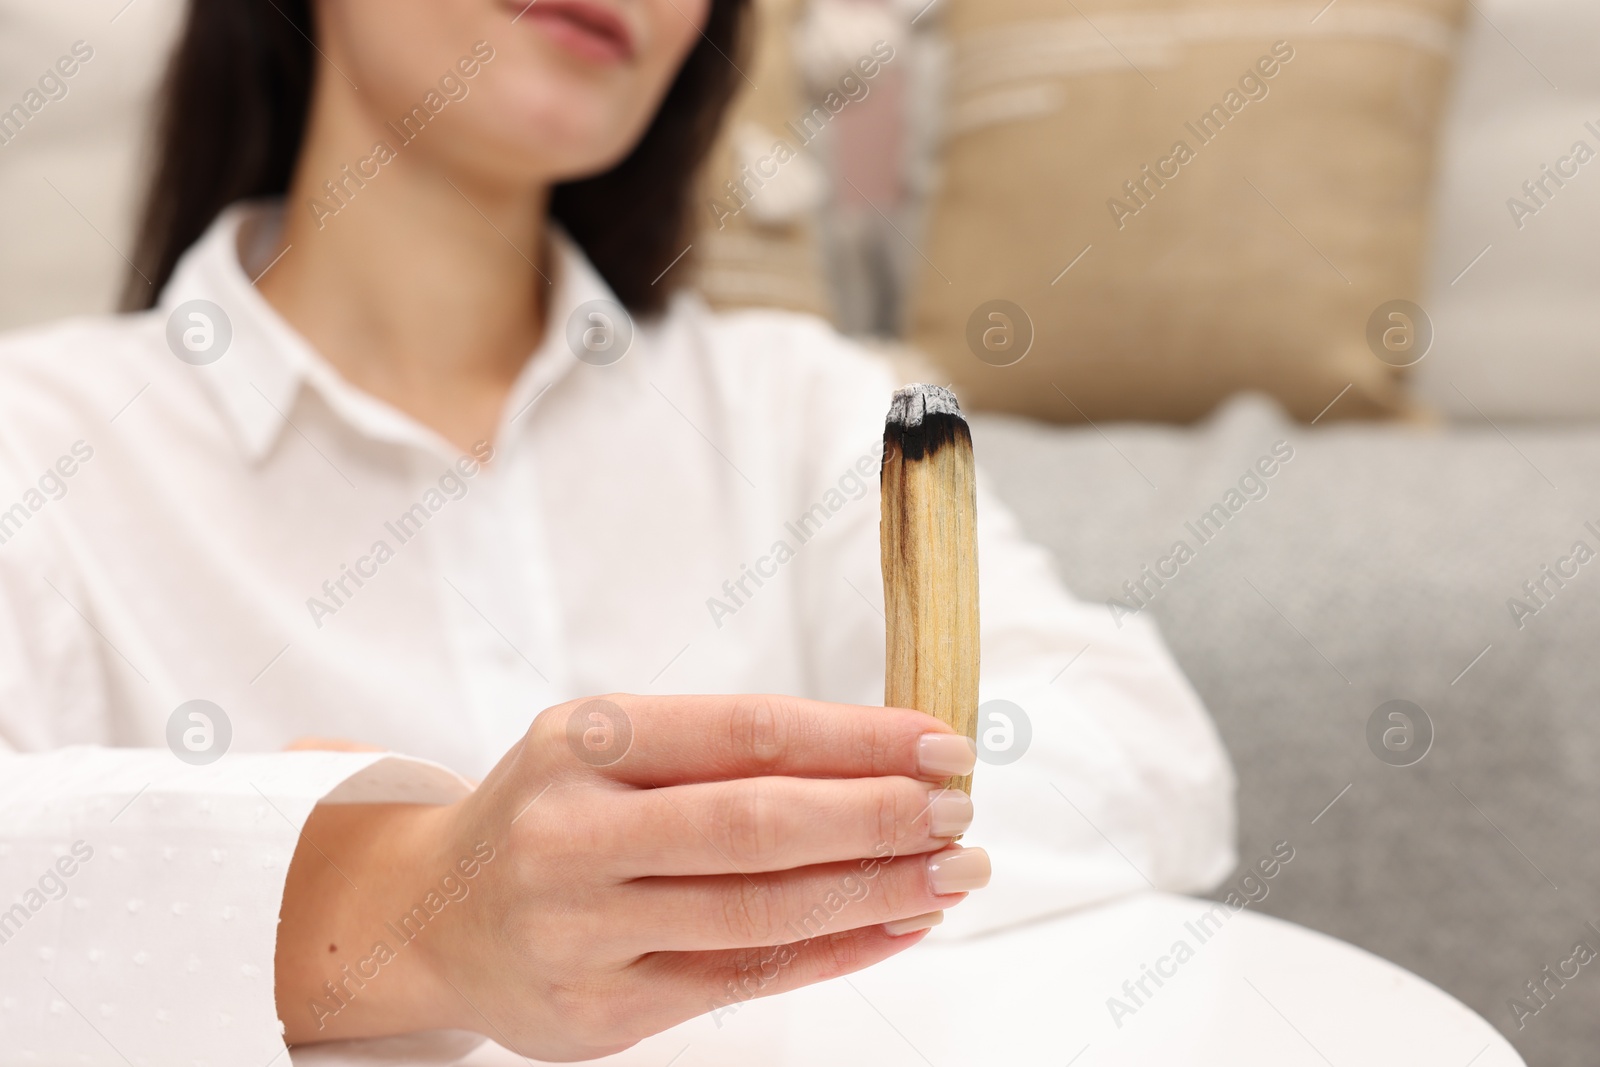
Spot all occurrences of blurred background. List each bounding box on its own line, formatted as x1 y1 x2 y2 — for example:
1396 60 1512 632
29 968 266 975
4 0 1599 1062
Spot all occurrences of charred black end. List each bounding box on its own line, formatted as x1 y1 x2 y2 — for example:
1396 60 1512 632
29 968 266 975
882 384 972 465
884 411 972 463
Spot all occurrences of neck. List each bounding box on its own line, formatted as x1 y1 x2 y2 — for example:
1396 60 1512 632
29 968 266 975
258 88 551 455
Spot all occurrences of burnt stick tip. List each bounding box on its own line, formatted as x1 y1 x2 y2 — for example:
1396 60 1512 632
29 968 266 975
883 384 970 463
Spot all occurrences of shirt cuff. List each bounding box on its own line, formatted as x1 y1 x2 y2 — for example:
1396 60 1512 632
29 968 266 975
0 746 472 1066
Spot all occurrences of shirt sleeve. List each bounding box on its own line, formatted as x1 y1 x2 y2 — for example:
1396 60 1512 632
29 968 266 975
787 326 1238 936
0 504 480 1065
0 747 477 1065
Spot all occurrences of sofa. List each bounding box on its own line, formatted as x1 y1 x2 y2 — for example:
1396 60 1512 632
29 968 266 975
976 395 1600 1065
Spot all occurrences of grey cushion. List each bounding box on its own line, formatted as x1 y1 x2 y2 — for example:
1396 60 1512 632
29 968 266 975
974 394 1595 1066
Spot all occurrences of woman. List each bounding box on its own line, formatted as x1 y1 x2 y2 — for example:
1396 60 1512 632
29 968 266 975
0 0 1234 1061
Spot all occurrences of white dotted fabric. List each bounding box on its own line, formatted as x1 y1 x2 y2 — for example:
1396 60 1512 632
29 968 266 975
0 747 470 1065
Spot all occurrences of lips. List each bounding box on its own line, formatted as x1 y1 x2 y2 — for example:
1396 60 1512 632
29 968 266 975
518 0 636 64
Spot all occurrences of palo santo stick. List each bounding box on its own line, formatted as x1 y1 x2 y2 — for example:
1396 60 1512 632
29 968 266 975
880 384 980 795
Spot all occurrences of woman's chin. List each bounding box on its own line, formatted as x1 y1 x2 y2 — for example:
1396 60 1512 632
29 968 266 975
464 103 645 182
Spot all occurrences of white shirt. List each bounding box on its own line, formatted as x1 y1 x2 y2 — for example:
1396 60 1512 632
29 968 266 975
0 203 1236 1065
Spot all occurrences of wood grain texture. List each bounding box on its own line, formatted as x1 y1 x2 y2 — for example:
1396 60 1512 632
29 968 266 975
880 394 981 794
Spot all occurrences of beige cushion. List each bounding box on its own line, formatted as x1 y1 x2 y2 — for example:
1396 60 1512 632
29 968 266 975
0 0 185 332
908 0 1464 423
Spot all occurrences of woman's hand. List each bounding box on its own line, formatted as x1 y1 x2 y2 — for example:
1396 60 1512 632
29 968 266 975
275 693 986 1059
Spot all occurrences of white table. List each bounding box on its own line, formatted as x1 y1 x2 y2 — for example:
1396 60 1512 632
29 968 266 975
463 893 1522 1067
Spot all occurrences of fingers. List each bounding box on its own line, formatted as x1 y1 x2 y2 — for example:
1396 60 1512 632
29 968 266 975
621 846 990 952
643 922 938 1023
534 693 977 787
615 776 972 876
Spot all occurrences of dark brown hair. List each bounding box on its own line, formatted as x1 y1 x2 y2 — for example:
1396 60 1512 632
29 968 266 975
121 0 749 314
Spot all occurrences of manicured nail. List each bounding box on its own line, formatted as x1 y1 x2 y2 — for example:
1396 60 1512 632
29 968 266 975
917 734 976 778
927 789 973 838
884 910 944 937
927 846 990 896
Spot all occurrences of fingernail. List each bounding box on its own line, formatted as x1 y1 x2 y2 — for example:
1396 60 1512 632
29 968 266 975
884 910 944 937
917 734 976 778
927 789 973 838
927 846 990 896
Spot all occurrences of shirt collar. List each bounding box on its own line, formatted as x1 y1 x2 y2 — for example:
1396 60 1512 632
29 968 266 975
158 200 622 464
